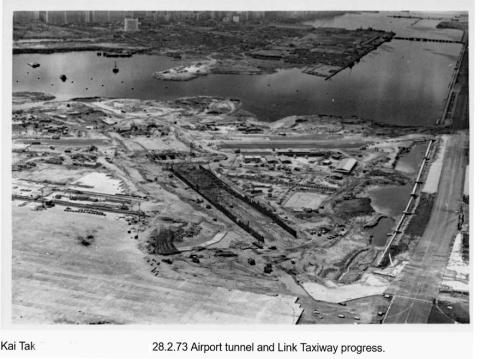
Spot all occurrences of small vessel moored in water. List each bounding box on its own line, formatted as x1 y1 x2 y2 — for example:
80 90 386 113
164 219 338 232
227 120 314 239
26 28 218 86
112 61 119 74
27 62 40 68
103 50 133 58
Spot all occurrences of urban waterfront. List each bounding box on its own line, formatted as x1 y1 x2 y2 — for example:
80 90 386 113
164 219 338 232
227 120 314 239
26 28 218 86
14 12 463 125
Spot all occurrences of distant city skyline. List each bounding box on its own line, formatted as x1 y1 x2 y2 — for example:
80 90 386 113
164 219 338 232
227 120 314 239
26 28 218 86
13 10 341 26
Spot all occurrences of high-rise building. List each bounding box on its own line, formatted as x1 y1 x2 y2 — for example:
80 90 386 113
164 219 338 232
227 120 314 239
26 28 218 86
124 17 139 32
16 10 270 26
37 11 87 25
111 11 131 23
84 11 94 23
44 11 67 25
13 11 40 24
66 11 85 24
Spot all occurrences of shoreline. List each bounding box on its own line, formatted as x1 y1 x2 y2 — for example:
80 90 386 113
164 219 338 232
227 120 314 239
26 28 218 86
13 42 150 55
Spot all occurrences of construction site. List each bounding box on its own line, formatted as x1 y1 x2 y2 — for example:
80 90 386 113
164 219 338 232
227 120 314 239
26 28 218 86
11 85 468 324
10 11 469 325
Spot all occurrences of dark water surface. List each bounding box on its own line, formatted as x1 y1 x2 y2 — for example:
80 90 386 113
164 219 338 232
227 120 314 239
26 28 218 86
367 140 430 246
395 142 429 175
368 184 412 218
13 12 462 125
368 216 396 247
366 184 412 246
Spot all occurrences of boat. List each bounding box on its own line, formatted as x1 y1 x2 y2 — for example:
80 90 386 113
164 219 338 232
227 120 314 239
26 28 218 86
27 62 40 68
103 50 133 58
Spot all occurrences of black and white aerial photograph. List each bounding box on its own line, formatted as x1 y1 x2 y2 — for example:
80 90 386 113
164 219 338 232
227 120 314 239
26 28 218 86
10 8 469 326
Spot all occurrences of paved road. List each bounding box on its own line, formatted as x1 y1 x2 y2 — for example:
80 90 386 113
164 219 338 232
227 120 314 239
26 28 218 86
383 133 467 323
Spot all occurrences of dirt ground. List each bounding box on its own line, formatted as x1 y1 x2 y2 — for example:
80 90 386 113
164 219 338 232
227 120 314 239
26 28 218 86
12 203 302 324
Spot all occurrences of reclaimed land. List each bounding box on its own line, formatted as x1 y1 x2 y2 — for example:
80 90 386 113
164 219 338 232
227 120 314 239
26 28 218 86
14 21 394 78
12 92 430 324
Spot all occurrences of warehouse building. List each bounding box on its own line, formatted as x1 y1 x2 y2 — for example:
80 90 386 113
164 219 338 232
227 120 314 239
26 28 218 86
334 158 357 174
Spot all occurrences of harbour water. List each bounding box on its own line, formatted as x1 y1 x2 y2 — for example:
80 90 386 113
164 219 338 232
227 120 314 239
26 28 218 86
13 12 463 126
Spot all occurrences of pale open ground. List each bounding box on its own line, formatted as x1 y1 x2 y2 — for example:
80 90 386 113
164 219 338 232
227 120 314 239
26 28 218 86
422 135 449 194
12 163 92 184
12 203 302 324
441 233 469 293
284 191 328 210
71 172 124 194
301 274 389 303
